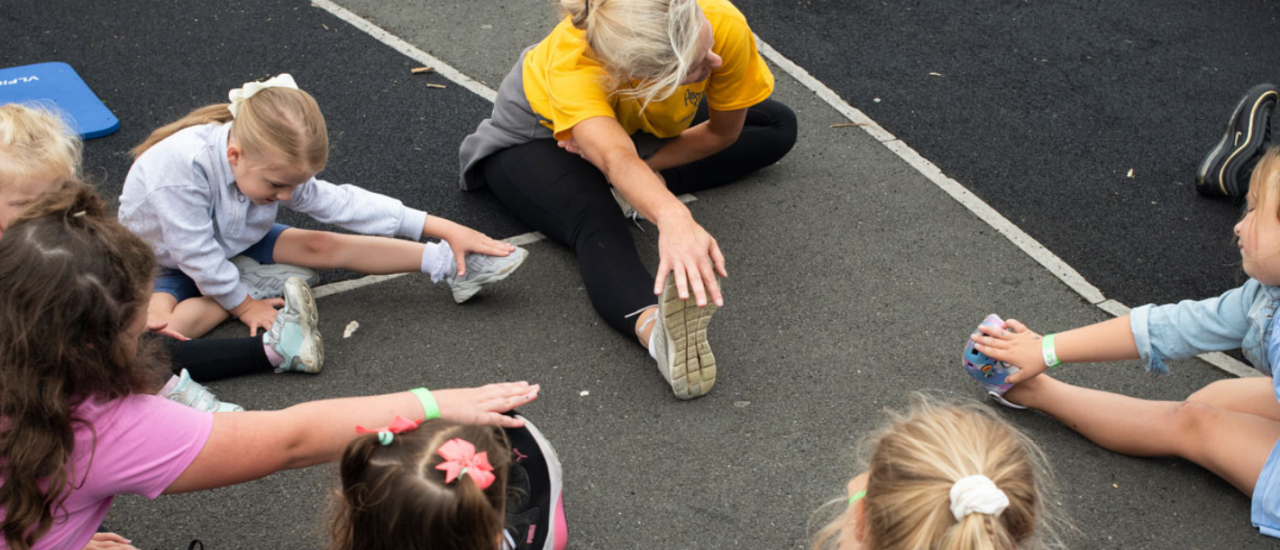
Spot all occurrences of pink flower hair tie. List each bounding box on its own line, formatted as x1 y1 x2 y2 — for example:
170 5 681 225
355 415 423 446
435 438 496 489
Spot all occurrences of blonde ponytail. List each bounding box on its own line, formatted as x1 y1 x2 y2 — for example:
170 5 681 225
131 103 233 158
132 85 328 173
811 395 1069 550
562 0 706 110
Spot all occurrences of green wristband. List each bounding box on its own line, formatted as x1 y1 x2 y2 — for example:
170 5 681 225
847 490 867 507
410 387 440 420
1041 333 1060 368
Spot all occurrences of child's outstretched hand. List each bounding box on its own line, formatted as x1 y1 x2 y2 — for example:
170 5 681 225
81 532 140 550
970 318 1049 385
432 382 541 428
229 296 286 336
426 217 516 277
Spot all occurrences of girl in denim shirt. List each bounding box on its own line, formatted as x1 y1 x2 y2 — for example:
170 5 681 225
968 147 1280 539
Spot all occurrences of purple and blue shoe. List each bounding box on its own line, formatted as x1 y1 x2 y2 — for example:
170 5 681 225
962 314 1026 410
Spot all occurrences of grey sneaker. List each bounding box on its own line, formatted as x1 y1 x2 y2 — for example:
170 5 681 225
649 274 718 400
158 369 244 412
230 256 320 300
446 247 529 304
264 277 324 373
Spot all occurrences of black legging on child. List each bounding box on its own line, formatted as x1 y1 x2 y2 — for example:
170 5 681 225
159 336 274 382
482 98 797 337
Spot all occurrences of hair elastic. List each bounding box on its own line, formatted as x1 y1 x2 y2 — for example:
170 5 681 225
355 415 423 446
228 73 299 118
847 490 866 507
949 475 1009 521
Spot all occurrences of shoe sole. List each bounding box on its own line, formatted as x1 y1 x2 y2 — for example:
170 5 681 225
1197 83 1279 198
656 276 718 400
282 278 324 373
451 248 528 304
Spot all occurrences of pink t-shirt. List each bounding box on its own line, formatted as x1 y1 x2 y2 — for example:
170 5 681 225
0 394 213 550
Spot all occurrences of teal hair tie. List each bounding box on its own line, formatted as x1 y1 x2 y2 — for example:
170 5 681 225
377 431 394 446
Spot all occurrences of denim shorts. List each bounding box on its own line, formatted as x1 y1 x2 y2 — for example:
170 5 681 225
154 223 290 302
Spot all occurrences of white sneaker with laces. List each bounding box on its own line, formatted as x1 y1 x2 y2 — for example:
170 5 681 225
264 277 324 373
230 256 320 300
158 369 244 412
446 247 529 304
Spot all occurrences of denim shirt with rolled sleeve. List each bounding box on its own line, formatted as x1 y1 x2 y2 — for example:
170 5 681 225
1129 278 1280 382
118 123 428 310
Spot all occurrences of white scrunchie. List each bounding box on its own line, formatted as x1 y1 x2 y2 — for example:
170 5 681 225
228 73 299 118
949 475 1010 521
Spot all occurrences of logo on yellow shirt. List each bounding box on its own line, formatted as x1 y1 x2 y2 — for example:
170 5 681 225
683 89 705 108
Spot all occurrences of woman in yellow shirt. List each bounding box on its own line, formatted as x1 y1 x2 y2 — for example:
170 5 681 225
459 0 796 400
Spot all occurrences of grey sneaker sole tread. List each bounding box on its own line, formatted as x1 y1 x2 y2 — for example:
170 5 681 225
658 279 718 400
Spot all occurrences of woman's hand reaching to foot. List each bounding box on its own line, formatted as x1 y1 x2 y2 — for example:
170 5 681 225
655 210 726 308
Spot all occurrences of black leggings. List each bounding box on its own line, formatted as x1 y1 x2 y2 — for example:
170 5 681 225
159 336 274 382
483 99 797 337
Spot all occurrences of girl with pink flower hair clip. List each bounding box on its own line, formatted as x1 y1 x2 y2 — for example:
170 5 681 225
331 415 567 550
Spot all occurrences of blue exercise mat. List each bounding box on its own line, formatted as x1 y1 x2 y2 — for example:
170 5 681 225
0 62 119 139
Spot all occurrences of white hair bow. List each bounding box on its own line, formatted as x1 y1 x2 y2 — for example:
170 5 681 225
949 475 1010 521
228 74 299 118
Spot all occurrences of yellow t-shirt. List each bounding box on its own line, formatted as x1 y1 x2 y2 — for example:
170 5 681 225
522 0 774 141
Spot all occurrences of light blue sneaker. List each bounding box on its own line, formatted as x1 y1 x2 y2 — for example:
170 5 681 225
962 314 1027 410
230 256 320 300
158 369 244 412
446 247 529 304
265 277 324 373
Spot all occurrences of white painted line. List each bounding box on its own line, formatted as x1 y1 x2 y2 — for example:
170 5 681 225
754 37 897 144
1095 299 1130 317
755 37 1255 378
313 273 410 299
310 0 498 102
879 139 1106 304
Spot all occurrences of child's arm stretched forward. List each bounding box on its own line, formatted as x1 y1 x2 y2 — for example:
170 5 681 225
286 180 515 276
974 280 1261 383
971 317 1139 384
164 382 539 493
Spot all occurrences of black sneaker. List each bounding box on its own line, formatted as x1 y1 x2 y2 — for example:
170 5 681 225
1197 83 1279 199
502 416 564 550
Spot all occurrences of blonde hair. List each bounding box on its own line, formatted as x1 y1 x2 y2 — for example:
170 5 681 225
0 104 82 191
1248 146 1280 215
560 0 706 110
131 86 328 172
813 395 1067 550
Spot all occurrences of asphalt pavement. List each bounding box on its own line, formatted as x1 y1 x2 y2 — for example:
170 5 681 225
730 0 1280 309
2 0 1274 548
